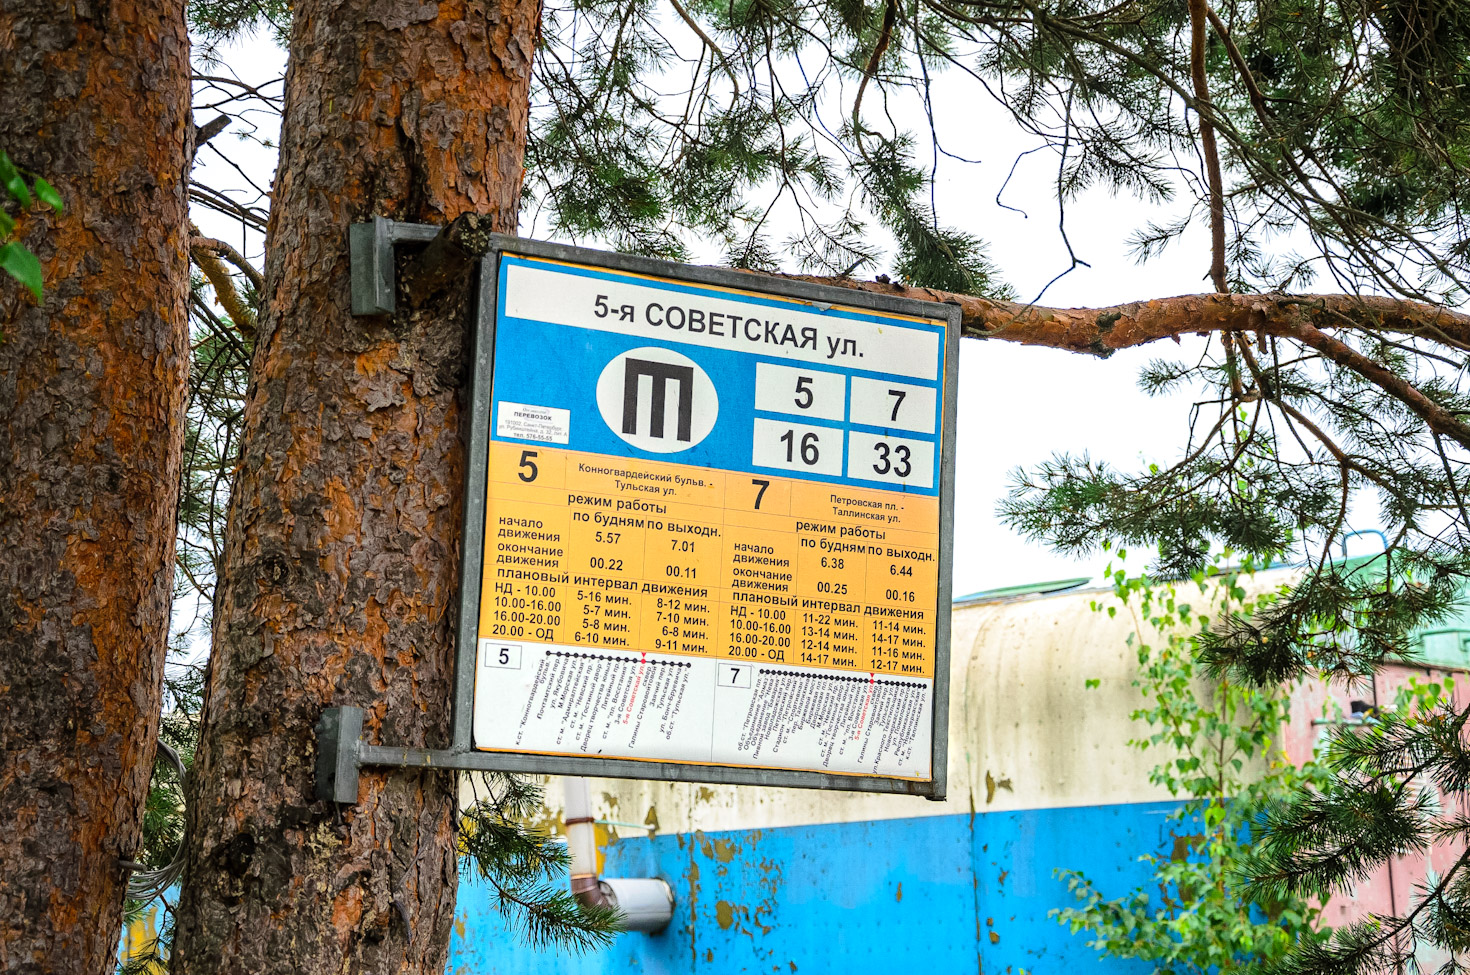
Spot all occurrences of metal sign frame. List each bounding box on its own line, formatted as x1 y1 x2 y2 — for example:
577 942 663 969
319 223 959 802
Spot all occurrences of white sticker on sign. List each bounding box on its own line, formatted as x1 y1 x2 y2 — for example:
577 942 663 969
496 402 570 444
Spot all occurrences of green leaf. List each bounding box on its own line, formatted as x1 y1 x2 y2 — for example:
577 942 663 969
0 241 43 300
32 177 62 212
0 153 31 208
0 210 13 239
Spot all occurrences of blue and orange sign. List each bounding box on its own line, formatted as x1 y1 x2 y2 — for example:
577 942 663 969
471 253 955 784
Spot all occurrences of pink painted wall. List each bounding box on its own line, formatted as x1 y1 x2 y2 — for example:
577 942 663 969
1284 663 1467 952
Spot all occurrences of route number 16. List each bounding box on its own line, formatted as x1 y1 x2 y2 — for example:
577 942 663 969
780 429 820 465
752 418 841 476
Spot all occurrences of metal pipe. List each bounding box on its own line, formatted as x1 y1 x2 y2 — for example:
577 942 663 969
563 775 606 908
562 777 675 934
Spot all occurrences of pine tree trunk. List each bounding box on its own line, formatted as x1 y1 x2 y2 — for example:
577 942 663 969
0 2 191 972
171 0 539 970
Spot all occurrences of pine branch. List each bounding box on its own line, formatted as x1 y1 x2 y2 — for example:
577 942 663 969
666 0 739 98
456 781 620 954
1282 316 1470 450
188 222 259 341
1189 0 1228 293
777 276 1470 355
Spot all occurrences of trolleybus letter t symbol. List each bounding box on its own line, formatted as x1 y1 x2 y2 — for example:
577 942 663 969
622 358 693 441
596 346 718 453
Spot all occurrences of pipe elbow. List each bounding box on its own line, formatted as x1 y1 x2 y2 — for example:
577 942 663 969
562 777 675 933
570 873 614 910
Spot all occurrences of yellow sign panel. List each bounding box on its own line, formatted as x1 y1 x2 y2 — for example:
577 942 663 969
471 253 953 783
480 442 939 675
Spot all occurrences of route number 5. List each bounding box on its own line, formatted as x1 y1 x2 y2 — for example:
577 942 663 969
517 450 539 482
794 375 814 410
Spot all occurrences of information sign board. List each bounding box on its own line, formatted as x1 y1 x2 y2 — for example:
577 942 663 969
458 239 959 796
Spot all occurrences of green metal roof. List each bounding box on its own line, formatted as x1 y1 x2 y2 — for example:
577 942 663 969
952 576 1093 605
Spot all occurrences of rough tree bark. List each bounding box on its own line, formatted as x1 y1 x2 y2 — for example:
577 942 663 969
0 2 191 973
171 0 539 971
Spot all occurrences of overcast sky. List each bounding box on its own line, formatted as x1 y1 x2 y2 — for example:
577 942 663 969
193 35 1383 600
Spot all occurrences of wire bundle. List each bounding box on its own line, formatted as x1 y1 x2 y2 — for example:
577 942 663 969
119 742 188 903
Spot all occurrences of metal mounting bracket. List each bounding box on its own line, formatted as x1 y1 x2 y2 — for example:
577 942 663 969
314 705 547 803
314 705 364 803
313 707 680 932
348 217 441 316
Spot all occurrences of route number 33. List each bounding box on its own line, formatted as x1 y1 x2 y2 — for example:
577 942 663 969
872 441 911 477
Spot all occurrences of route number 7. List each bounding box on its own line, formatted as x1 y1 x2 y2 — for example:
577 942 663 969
887 389 906 422
752 478 770 509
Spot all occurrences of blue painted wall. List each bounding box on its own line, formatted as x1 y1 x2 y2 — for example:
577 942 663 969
448 800 1182 975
